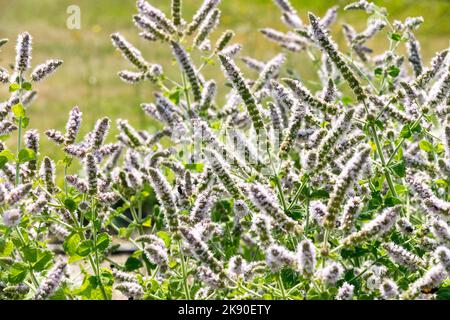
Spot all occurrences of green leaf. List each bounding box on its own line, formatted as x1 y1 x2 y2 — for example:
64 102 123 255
374 67 383 76
33 250 54 271
12 103 25 118
21 82 32 90
142 216 152 227
310 189 329 199
411 123 422 134
0 149 15 160
125 256 143 271
96 233 111 252
77 240 94 257
168 89 180 105
419 140 433 153
435 179 448 187
9 83 20 92
18 148 36 163
63 233 81 256
387 65 400 78
390 33 402 41
21 117 30 128
156 231 171 247
22 245 38 263
390 161 406 178
384 196 402 207
399 124 412 139
437 285 450 300
64 198 77 213
9 262 28 284
341 96 353 106
0 156 7 169
0 238 14 257
184 163 204 172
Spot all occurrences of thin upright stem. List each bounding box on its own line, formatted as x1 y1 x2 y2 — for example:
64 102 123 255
178 240 191 299
277 273 287 300
90 199 108 300
287 176 308 211
15 226 39 289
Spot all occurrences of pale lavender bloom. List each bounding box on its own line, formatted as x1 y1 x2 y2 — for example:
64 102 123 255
91 117 110 149
118 70 146 84
405 16 424 30
45 129 65 145
15 32 32 73
111 33 148 71
430 218 450 244
2 209 21 227
190 189 215 223
248 184 299 232
0 67 9 83
39 157 56 193
35 261 66 300
31 59 63 82
198 266 223 288
266 244 296 272
144 242 169 272
0 120 18 136
148 167 178 233
380 279 399 299
317 262 343 286
344 0 377 13
194 9 221 47
186 0 221 36
112 269 138 283
26 195 47 214
85 154 98 195
136 0 177 34
407 265 447 298
219 44 242 57
406 32 423 77
241 56 265 72
133 14 171 42
22 90 37 106
24 129 39 153
228 256 247 278
98 192 120 204
7 183 32 205
66 175 87 194
297 239 316 277
115 281 144 299
320 6 339 29
383 242 423 270
434 246 450 273
343 206 400 246
336 282 354 300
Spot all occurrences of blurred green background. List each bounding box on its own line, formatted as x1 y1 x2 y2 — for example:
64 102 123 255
0 0 449 166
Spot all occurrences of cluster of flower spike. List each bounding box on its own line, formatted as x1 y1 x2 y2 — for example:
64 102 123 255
1 0 450 300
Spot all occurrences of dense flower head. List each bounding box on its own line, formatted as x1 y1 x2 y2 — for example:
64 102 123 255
15 32 32 73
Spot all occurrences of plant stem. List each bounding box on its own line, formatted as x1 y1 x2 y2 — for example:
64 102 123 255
15 226 39 289
370 125 398 197
386 115 423 166
274 175 287 211
305 196 310 235
178 240 191 299
90 199 108 300
129 204 151 276
287 176 307 211
277 272 287 300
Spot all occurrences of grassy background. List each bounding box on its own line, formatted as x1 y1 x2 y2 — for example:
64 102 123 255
0 0 449 164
